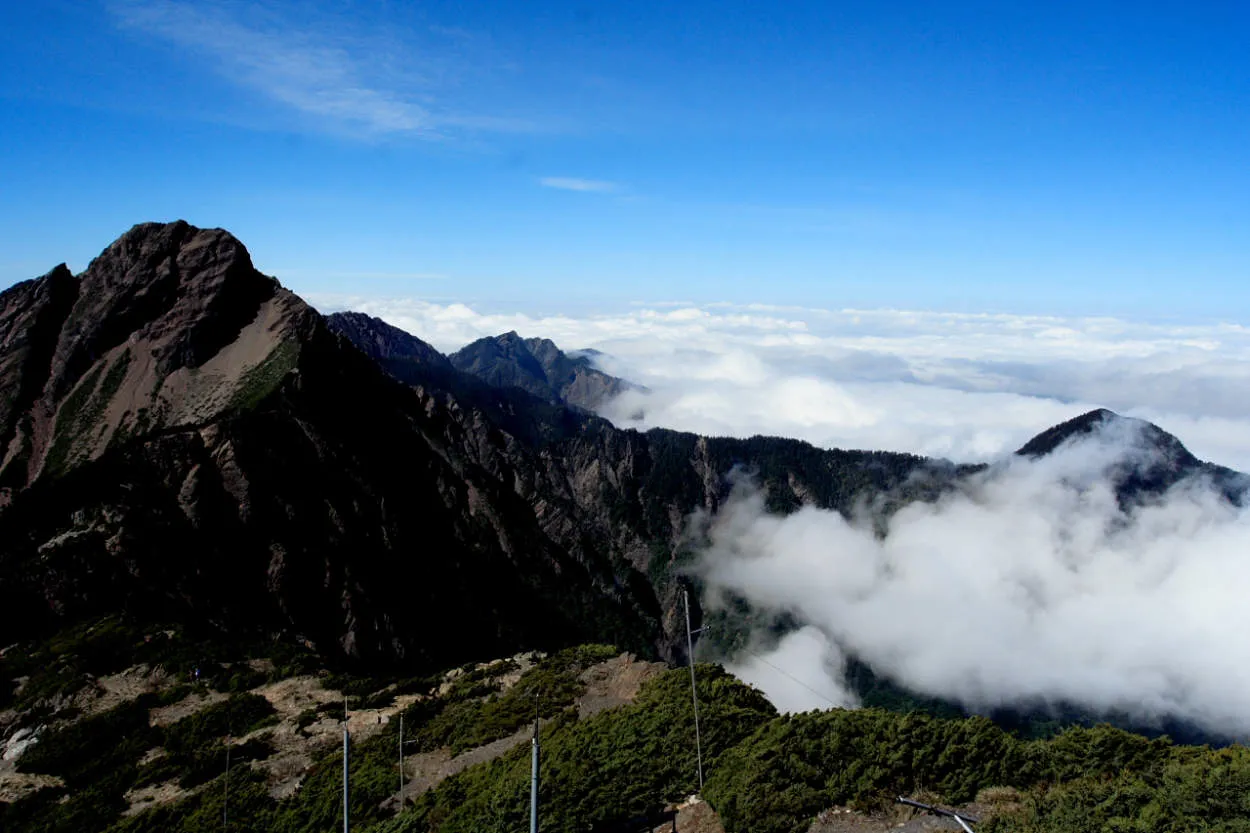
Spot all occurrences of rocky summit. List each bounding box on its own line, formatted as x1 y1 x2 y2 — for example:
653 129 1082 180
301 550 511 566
448 330 634 411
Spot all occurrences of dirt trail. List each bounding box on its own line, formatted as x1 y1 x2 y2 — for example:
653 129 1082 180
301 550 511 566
123 781 187 817
149 690 228 726
0 766 61 803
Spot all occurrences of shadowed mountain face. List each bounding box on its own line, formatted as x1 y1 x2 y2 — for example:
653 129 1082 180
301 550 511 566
1016 407 1246 505
0 223 935 672
324 311 454 376
449 330 631 411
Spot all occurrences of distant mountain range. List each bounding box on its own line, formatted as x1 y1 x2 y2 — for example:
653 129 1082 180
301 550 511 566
325 311 636 413
0 220 1240 689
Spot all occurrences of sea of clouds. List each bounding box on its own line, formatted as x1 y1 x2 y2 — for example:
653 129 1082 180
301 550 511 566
320 296 1250 730
318 296 1250 470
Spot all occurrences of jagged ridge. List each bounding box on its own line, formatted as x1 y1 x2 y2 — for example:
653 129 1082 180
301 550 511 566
0 223 934 675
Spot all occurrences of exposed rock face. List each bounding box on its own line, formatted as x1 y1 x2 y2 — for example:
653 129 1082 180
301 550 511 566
0 221 304 494
0 223 932 672
449 330 632 411
323 311 480 405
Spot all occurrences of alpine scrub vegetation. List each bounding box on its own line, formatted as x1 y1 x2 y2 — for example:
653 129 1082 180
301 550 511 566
6 628 1250 833
376 664 776 833
705 708 1250 833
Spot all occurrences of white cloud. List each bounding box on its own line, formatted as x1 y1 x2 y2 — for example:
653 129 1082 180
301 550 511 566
309 297 1250 472
697 426 1250 733
539 177 619 193
110 0 527 138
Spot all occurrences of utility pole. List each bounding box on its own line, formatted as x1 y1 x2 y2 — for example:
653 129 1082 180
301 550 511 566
343 695 350 833
683 587 705 793
530 694 540 833
398 712 404 810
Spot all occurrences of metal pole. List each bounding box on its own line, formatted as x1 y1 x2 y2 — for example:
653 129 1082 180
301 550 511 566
897 797 978 832
398 712 404 809
683 588 705 793
530 702 540 833
343 697 350 833
222 736 230 832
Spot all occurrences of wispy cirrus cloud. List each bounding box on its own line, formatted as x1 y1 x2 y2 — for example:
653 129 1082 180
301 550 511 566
109 0 532 138
539 177 619 193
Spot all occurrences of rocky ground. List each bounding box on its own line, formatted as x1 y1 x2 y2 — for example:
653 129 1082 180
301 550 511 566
2 649 667 819
651 797 727 833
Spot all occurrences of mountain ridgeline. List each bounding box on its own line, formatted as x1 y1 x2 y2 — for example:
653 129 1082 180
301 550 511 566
0 222 940 677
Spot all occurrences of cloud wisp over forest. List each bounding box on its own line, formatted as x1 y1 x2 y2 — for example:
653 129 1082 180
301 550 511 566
696 421 1250 733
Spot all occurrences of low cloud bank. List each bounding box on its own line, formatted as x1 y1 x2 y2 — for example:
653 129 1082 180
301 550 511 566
317 297 1250 470
697 421 1250 733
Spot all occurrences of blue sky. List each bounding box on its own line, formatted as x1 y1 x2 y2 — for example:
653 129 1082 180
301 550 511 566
1 1 1247 318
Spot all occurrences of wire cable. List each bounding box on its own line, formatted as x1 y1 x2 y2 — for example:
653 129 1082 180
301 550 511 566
734 644 847 709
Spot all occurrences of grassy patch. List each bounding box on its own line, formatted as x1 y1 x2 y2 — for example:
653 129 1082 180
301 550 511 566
43 349 132 476
43 363 104 477
228 339 299 413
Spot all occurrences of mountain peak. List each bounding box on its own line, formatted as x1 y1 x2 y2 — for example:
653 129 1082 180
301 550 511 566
1015 408 1197 468
90 221 252 290
449 331 631 411
0 221 303 489
1015 408 1120 458
1014 408 1225 504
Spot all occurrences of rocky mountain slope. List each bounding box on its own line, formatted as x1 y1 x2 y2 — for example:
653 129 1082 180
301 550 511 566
0 222 939 676
449 329 632 411
324 312 461 391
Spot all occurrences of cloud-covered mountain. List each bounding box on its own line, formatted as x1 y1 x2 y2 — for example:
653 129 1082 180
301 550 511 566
702 410 1250 738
